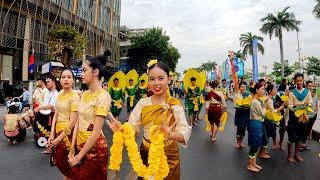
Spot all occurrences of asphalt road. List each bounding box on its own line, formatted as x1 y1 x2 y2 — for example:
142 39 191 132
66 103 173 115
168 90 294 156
0 101 319 180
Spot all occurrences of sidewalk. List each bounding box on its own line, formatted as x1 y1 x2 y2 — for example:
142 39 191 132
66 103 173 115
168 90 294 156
0 105 7 121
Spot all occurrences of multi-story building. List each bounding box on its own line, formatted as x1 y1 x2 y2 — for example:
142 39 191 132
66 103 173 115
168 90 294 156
0 0 120 96
116 26 149 73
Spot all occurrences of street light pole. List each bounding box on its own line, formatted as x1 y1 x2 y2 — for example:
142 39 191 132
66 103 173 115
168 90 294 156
296 29 302 72
262 65 267 78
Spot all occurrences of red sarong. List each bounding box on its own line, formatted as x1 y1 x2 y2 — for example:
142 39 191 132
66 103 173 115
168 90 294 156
70 135 108 180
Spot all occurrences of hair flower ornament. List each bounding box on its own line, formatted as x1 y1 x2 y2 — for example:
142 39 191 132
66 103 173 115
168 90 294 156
147 59 158 74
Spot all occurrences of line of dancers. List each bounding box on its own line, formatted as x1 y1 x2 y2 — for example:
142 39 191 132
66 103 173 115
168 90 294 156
3 54 318 178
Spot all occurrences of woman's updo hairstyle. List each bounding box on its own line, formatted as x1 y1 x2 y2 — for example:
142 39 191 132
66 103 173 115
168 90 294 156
210 80 220 89
147 59 170 76
86 49 111 79
249 82 264 94
266 84 275 94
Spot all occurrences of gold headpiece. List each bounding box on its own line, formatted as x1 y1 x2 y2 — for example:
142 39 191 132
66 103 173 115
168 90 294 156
169 71 173 76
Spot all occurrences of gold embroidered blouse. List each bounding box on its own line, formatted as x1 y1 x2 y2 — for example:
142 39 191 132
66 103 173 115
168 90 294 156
56 90 80 123
77 88 111 132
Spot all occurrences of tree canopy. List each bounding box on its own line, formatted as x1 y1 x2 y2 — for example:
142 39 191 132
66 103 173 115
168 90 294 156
305 56 320 75
128 27 181 74
271 60 294 77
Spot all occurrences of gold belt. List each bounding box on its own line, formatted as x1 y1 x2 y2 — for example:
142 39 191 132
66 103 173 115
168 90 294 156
76 130 92 145
143 137 173 147
55 121 69 133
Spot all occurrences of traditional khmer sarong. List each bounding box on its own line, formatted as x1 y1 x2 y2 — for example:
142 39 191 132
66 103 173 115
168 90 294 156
53 122 72 177
71 131 108 180
208 104 222 126
140 138 180 180
247 119 268 148
206 91 223 126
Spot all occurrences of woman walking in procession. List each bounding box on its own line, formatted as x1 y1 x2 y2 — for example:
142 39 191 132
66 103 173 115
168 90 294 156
68 56 111 179
247 82 269 172
287 73 312 162
205 80 226 142
108 60 191 179
234 82 251 148
47 69 80 179
264 84 285 151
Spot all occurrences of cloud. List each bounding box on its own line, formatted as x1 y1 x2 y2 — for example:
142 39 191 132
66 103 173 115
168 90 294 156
121 0 320 74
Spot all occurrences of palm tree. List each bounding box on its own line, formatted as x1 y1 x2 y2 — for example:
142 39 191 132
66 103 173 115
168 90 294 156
199 61 217 79
239 32 265 58
314 0 320 19
260 6 301 78
234 50 246 60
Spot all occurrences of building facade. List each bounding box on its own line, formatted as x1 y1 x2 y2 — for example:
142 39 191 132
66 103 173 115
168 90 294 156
116 26 149 74
0 0 121 91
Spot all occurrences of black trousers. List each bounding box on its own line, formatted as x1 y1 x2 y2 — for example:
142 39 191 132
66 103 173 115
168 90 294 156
236 126 246 137
302 115 317 144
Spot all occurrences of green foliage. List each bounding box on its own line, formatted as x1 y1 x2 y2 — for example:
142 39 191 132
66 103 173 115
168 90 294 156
305 56 320 75
260 6 301 78
291 61 301 72
234 50 246 60
260 6 301 39
259 72 265 78
47 25 86 61
199 61 217 72
271 61 294 77
239 32 264 57
313 0 320 19
128 27 181 74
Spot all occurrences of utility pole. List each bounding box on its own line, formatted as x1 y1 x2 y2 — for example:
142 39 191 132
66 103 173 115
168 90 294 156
296 29 302 72
262 65 267 78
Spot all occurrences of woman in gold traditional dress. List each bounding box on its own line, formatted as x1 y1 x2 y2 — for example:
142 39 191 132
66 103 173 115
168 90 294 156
68 57 111 179
47 69 80 179
108 60 191 179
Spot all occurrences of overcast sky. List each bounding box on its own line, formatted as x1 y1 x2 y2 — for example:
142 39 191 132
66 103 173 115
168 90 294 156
120 0 320 74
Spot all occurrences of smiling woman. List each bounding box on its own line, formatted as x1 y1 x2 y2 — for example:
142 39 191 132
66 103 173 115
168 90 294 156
108 60 191 179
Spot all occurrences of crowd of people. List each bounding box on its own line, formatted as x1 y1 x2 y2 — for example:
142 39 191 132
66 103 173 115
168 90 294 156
2 53 319 179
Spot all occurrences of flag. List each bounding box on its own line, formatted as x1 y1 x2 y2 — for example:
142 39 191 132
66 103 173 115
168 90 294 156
28 49 35 74
229 51 239 93
224 59 230 81
252 38 259 82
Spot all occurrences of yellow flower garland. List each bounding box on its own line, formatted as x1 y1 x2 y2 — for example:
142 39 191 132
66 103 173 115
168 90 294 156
108 123 169 179
36 122 50 137
109 131 124 170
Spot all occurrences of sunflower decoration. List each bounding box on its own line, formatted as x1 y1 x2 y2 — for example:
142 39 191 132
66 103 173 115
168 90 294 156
126 69 139 87
108 71 126 92
183 69 201 92
199 71 206 91
139 73 149 88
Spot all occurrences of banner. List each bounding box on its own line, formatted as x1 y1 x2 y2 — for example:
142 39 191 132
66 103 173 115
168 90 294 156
217 65 222 79
237 59 244 77
252 38 259 82
28 49 35 74
224 59 230 81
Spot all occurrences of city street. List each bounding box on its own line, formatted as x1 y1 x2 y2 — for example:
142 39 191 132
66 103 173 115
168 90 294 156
0 101 319 180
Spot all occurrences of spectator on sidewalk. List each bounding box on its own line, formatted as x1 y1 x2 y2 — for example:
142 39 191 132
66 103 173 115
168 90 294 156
19 87 30 109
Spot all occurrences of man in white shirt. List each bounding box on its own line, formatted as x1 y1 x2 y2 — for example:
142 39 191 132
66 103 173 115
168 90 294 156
32 77 49 109
33 75 58 141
